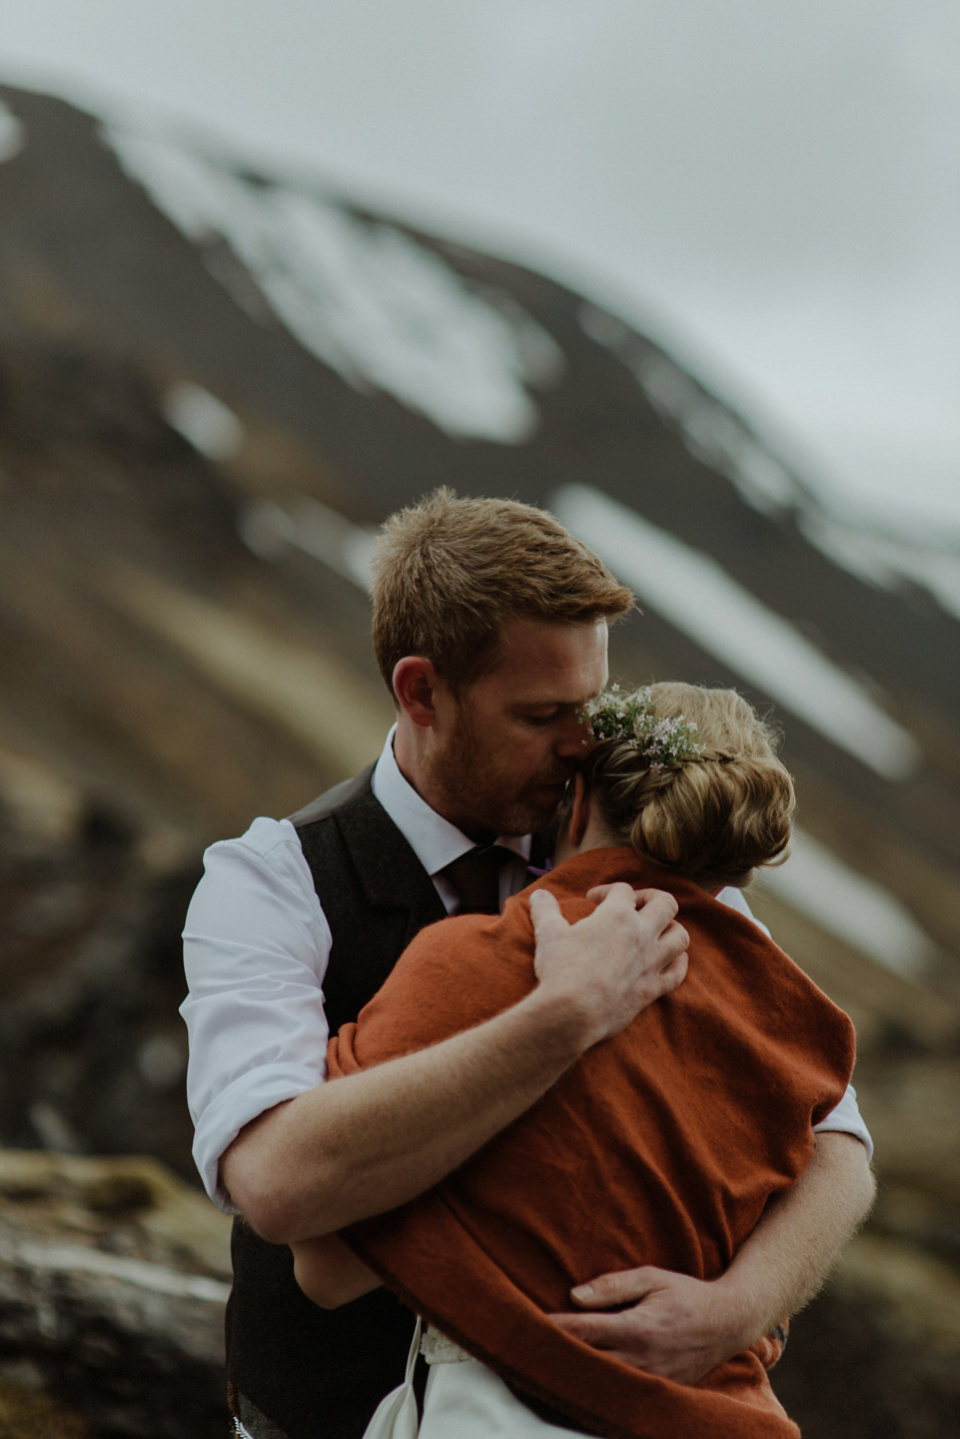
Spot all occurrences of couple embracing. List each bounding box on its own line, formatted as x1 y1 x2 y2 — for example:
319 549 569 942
182 489 873 1438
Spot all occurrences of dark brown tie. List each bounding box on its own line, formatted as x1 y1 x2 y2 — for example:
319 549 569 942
441 845 514 915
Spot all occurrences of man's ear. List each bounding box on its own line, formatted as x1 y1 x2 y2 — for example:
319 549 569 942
568 771 591 848
392 657 441 728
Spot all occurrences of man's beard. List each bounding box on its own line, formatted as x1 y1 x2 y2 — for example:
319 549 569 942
430 717 574 839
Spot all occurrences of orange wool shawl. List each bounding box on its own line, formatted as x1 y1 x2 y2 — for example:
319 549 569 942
327 848 856 1439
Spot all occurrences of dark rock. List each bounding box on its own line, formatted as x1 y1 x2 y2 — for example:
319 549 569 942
0 1150 231 1439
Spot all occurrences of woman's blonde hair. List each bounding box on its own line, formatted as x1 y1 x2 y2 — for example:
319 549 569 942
584 683 796 890
370 488 633 696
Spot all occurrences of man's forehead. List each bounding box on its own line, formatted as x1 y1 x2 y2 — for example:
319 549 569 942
487 620 609 701
497 615 609 659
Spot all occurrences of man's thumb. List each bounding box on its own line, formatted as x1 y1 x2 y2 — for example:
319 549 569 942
529 887 564 941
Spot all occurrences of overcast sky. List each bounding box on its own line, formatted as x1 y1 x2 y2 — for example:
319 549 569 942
1 0 957 534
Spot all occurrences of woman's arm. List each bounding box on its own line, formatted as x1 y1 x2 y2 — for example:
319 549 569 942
291 1234 382 1309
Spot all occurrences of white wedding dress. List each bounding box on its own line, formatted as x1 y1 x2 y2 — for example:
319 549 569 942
362 1319 584 1438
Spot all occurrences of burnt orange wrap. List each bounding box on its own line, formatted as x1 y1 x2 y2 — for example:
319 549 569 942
328 848 856 1439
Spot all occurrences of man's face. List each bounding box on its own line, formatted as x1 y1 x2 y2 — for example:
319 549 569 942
427 617 608 838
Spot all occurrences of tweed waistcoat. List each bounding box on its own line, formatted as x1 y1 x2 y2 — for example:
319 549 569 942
226 769 447 1439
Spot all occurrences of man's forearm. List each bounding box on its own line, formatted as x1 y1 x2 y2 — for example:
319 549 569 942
716 1130 875 1342
223 883 687 1244
223 983 598 1244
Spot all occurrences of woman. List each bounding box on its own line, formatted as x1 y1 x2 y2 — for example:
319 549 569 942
293 684 856 1438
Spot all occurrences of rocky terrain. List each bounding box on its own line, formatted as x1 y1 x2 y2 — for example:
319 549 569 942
0 1150 230 1437
0 80 958 1435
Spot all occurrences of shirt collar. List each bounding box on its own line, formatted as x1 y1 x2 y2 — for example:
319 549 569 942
371 725 531 879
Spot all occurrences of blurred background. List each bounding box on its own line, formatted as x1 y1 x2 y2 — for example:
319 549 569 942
0 4 958 1436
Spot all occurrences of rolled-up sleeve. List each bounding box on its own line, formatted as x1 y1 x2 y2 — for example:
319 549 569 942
181 818 332 1208
810 1081 873 1161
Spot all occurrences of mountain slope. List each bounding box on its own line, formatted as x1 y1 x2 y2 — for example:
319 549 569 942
0 79 958 1437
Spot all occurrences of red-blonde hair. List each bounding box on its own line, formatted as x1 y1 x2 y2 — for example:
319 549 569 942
370 488 633 696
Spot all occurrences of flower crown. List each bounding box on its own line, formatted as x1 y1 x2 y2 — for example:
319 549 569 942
584 685 705 772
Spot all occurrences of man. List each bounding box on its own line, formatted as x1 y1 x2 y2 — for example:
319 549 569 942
182 490 874 1439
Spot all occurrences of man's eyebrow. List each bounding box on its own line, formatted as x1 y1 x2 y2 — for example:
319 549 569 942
511 699 581 713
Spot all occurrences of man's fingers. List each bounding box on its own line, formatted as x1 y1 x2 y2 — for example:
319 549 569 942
553 1268 736 1383
581 880 679 915
658 920 689 986
548 1311 623 1350
532 881 688 1041
584 883 618 904
570 1266 664 1309
658 916 689 961
584 881 647 910
549 1311 643 1368
657 947 688 993
635 893 685 952
590 886 688 961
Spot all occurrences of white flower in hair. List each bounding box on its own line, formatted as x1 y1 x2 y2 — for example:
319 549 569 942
585 686 705 771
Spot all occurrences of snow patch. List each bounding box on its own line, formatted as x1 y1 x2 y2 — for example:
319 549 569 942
886 543 960 625
758 828 936 980
799 509 960 625
104 127 564 442
580 303 801 515
581 305 960 622
163 382 244 460
239 497 375 592
552 484 921 781
0 100 25 163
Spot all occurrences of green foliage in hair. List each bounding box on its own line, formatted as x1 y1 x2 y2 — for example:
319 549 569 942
585 685 706 771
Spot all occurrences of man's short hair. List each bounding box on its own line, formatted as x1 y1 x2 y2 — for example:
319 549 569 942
370 488 633 696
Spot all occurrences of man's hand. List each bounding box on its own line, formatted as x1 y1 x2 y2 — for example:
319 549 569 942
549 1133 875 1384
530 883 689 1048
550 1266 752 1385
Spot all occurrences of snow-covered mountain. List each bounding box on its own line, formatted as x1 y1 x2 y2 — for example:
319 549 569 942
2 75 959 1012
1 76 960 1439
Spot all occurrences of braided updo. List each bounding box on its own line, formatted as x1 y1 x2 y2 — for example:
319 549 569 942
583 683 796 890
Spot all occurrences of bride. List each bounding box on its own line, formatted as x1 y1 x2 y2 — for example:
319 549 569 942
292 683 855 1438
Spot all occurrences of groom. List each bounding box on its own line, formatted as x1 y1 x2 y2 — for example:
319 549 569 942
182 489 874 1439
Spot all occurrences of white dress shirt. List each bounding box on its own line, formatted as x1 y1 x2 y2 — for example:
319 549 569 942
181 729 872 1208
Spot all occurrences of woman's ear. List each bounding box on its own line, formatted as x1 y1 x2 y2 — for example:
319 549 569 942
568 771 592 849
392 656 440 728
